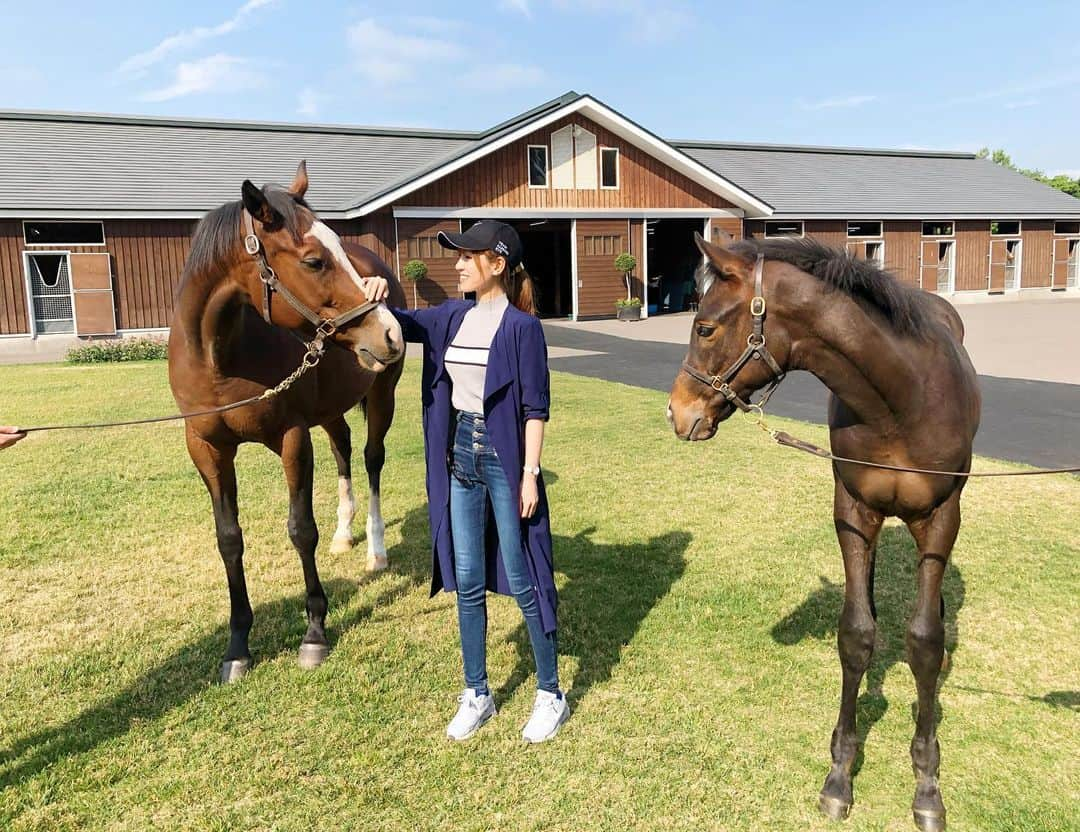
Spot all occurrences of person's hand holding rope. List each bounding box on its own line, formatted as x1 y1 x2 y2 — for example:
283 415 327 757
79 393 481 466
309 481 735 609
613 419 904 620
0 426 27 450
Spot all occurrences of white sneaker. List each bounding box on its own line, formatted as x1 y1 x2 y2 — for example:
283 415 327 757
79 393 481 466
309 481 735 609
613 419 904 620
521 690 569 743
446 689 496 741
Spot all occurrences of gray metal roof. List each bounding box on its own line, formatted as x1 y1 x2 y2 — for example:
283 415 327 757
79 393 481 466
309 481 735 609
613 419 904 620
2 92 1079 219
0 112 476 215
675 143 1080 217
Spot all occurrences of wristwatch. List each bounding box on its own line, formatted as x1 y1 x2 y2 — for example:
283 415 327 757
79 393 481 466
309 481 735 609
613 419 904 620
523 464 540 476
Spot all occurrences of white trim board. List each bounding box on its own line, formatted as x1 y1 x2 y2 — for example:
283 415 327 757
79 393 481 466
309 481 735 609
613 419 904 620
394 207 744 219
346 96 773 219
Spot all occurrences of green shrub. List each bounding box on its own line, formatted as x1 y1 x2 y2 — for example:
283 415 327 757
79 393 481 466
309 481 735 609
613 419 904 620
615 297 642 309
402 259 428 281
66 337 168 364
613 252 637 274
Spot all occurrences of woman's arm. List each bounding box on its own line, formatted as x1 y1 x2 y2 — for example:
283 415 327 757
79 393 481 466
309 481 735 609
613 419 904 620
520 419 544 518
359 276 439 344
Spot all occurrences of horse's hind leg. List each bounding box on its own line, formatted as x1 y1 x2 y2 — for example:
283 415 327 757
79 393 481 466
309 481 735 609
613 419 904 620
903 491 961 832
819 479 883 821
361 363 401 572
186 426 252 683
276 424 329 669
323 415 356 555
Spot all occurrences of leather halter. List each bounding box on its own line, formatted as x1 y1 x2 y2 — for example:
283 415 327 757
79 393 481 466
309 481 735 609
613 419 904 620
242 209 380 339
679 254 786 413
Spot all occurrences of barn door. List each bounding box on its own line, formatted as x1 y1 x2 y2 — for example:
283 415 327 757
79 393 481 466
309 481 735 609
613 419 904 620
919 240 939 290
988 239 1009 293
69 253 117 335
1052 237 1073 289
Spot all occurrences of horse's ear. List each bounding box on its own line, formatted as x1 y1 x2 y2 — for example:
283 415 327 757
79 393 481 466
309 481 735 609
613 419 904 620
289 160 309 198
694 231 751 283
241 180 283 229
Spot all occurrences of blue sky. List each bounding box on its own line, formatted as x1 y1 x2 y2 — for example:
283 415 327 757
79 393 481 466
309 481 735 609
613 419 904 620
3 1 1079 175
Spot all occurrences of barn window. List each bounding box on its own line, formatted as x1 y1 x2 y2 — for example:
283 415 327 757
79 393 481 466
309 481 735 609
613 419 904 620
764 221 804 238
865 241 884 266
922 221 954 237
1054 220 1080 235
527 145 548 188
847 221 882 238
991 220 1021 236
24 221 105 246
600 147 619 189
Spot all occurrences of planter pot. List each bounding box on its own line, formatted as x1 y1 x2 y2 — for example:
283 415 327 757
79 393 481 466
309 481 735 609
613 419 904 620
616 306 641 321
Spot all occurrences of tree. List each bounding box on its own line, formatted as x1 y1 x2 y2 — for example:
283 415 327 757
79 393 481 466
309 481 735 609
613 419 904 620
977 147 1080 198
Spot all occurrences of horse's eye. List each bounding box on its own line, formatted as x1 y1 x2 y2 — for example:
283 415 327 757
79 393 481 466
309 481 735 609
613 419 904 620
302 257 325 271
696 325 716 338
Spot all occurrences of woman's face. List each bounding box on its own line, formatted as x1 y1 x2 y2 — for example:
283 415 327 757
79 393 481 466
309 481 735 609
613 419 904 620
455 250 505 295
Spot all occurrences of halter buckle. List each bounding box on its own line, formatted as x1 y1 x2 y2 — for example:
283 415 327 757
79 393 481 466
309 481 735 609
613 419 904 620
750 296 766 317
244 234 261 256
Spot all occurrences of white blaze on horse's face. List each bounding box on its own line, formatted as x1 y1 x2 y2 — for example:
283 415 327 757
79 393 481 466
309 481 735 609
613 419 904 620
305 220 403 366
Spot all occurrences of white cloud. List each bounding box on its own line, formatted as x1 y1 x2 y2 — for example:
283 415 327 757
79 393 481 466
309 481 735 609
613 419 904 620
139 54 264 102
118 0 276 77
499 0 532 17
297 86 333 118
949 70 1080 105
459 63 545 90
347 18 464 86
799 94 877 111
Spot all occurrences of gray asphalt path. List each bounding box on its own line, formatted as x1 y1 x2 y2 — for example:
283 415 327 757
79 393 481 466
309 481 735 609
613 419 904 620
543 324 1080 471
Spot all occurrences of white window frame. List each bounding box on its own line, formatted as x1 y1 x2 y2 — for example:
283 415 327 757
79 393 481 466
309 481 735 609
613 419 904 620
599 147 620 190
527 145 549 189
864 239 886 267
846 220 883 238
22 249 78 338
922 220 955 238
1053 220 1080 236
22 220 106 247
990 220 1022 237
764 220 804 238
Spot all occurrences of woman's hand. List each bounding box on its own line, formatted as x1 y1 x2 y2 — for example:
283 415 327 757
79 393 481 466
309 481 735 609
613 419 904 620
360 276 390 302
520 473 539 518
0 426 27 450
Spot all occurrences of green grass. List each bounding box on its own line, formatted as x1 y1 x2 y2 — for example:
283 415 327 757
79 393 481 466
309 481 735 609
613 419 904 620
0 360 1077 832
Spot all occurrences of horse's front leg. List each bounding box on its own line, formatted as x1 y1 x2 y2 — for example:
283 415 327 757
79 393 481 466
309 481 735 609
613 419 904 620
820 478 883 821
323 415 357 556
903 491 960 832
361 364 401 572
276 424 329 669
185 426 252 683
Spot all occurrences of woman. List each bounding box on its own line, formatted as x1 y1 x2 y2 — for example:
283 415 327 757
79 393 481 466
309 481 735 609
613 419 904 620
368 220 566 743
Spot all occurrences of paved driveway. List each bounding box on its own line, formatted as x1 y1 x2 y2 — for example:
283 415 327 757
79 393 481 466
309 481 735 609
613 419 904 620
543 303 1080 470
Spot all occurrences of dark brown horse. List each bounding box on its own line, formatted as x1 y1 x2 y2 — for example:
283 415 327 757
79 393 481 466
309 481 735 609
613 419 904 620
168 162 406 683
668 233 980 832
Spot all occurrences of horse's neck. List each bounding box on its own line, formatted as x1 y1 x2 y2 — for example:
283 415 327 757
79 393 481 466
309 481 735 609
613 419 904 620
177 267 249 370
785 284 921 429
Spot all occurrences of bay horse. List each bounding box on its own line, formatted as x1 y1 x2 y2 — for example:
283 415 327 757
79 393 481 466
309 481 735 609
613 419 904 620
168 162 406 683
668 233 980 832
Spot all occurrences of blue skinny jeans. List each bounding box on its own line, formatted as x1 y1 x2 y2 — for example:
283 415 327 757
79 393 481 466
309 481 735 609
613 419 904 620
450 412 558 694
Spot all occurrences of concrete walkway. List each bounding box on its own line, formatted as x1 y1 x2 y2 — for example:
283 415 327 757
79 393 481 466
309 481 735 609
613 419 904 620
546 295 1080 386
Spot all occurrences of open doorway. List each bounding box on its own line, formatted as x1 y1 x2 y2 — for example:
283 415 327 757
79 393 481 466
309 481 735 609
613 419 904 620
646 218 705 315
463 218 572 318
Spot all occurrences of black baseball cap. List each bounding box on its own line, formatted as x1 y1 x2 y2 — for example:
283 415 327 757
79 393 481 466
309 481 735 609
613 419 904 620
437 220 523 271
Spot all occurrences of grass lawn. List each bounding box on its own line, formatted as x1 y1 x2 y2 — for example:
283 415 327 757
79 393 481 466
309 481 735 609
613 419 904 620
0 359 1077 831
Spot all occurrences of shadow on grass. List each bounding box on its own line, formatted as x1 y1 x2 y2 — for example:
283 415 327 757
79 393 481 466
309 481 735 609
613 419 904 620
0 571 403 791
770 525 966 777
384 479 691 709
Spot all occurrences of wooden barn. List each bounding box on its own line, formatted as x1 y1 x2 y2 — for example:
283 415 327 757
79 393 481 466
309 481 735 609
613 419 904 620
2 91 1079 345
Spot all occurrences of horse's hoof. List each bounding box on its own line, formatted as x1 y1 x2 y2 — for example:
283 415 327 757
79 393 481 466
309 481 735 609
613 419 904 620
298 642 330 670
366 552 388 572
913 808 946 832
329 535 354 555
818 793 852 821
220 658 252 684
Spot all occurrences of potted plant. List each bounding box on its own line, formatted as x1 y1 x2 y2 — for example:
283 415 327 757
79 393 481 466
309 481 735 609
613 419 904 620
615 296 642 321
402 259 428 308
614 252 638 302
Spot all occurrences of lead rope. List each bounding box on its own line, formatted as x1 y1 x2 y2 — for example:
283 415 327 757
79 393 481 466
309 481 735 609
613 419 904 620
745 405 1080 477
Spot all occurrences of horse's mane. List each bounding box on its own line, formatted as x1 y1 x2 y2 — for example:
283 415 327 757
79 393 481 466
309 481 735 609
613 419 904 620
724 237 932 338
178 185 312 294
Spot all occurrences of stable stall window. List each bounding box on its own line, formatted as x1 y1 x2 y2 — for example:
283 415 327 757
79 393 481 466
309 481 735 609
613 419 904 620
23 221 105 246
764 221 804 238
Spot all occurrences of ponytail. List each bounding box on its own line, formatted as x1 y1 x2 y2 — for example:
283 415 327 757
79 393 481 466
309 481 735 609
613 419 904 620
485 251 536 315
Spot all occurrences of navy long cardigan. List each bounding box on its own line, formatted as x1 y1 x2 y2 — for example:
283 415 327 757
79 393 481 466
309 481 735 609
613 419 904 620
391 300 557 634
